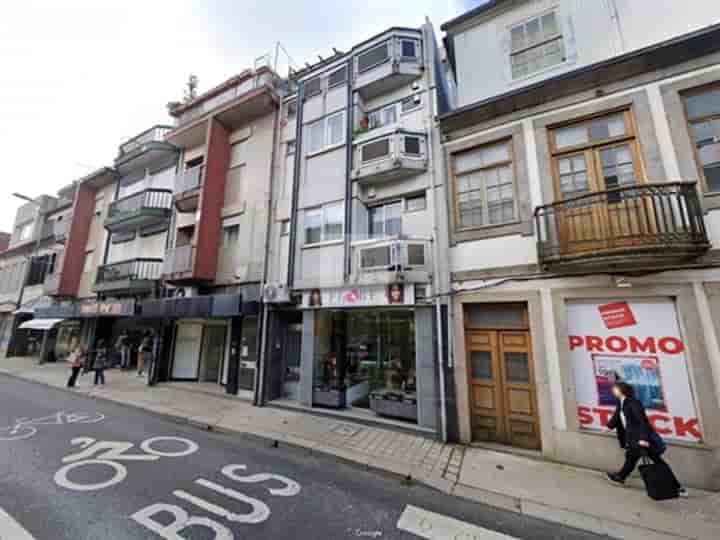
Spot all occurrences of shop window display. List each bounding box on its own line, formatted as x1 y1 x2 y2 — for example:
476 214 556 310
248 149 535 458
313 309 417 422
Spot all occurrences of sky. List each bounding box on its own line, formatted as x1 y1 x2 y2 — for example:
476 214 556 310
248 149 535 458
0 0 483 232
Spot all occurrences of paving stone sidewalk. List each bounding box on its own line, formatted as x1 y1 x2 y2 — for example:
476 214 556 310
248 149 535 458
2 357 718 540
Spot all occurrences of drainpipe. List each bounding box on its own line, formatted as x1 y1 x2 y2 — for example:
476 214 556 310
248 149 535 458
256 90 282 406
287 82 305 288
344 58 354 282
422 24 448 442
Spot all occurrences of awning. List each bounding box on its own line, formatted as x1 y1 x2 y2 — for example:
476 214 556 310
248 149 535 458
18 318 66 331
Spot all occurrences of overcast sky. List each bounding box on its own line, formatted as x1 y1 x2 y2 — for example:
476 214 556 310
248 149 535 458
0 0 484 232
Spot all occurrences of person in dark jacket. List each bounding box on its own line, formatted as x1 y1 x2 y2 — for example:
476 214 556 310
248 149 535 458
606 382 686 496
92 339 109 386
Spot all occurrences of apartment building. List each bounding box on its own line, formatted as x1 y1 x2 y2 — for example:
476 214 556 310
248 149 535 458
144 64 281 394
440 0 720 489
259 23 454 438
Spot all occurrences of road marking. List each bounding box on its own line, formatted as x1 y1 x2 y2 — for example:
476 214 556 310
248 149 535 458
0 507 37 539
397 505 519 540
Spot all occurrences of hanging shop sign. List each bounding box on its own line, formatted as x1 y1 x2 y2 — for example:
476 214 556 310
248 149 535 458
303 283 415 308
566 298 702 444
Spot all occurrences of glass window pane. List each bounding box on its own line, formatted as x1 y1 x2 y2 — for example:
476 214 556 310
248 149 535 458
555 125 588 149
505 352 530 383
525 18 541 47
369 207 384 237
304 211 321 244
510 26 525 52
589 113 626 141
384 106 397 125
470 351 493 379
405 194 426 212
704 163 720 192
600 145 636 190
482 142 510 165
308 121 325 153
686 88 720 120
454 150 483 173
327 113 344 145
541 12 559 37
323 203 344 241
385 202 402 236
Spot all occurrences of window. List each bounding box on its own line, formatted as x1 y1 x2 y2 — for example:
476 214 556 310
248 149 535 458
400 39 419 60
405 194 426 212
684 86 720 192
549 110 642 202
453 140 516 229
280 220 290 235
285 99 297 118
403 136 421 156
357 42 390 73
510 11 565 79
368 104 397 130
361 138 391 163
304 202 344 245
305 76 322 98
401 95 421 113
17 223 32 241
286 140 296 155
222 224 239 247
369 201 402 238
306 112 345 154
328 66 348 88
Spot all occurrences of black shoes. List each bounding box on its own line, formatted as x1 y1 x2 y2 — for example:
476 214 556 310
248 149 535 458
606 472 625 486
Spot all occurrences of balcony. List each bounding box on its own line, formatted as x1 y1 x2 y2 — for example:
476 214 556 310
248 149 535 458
350 236 432 285
43 271 61 296
93 258 163 294
351 130 427 184
162 245 195 282
104 189 173 233
174 165 204 212
53 216 72 244
115 126 176 175
353 34 423 100
535 182 710 271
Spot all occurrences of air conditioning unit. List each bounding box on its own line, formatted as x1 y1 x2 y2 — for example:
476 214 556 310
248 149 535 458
263 282 292 303
173 286 199 298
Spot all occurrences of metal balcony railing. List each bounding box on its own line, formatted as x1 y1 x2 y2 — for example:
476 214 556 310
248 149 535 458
175 165 204 194
53 217 72 242
106 189 172 230
95 258 163 285
162 245 194 276
534 182 710 267
118 125 173 158
43 272 61 295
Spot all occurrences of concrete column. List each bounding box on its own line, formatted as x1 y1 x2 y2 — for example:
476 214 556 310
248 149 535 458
415 307 438 431
299 310 315 406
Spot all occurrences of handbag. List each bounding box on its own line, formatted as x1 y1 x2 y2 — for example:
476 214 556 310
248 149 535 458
638 453 679 501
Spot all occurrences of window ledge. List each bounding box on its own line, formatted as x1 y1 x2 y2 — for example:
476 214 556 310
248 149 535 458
302 239 344 250
306 142 346 159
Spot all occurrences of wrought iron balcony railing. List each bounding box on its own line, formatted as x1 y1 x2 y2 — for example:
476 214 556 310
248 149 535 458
534 182 710 268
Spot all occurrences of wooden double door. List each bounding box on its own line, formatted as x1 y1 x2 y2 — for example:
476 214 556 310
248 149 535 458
466 329 540 450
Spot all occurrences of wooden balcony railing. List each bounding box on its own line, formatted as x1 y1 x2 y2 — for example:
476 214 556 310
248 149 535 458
534 182 710 268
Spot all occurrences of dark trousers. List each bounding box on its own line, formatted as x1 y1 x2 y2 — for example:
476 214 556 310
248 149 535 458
67 366 82 388
93 368 105 385
618 447 681 488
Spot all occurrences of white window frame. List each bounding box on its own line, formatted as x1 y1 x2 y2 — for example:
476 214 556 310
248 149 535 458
405 193 427 212
368 200 403 239
509 10 565 80
359 136 393 165
399 38 420 61
401 135 423 159
303 202 344 246
367 103 398 130
306 111 346 155
357 41 391 74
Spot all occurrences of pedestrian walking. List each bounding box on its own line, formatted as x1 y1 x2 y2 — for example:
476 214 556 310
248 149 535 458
138 331 153 377
92 339 109 386
66 345 86 388
605 381 687 496
116 331 131 370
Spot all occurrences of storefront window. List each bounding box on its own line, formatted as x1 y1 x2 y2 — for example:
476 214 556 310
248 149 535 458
313 309 417 422
55 323 81 361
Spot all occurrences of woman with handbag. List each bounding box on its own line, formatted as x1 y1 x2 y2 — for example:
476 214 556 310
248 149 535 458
605 381 687 497
66 345 86 388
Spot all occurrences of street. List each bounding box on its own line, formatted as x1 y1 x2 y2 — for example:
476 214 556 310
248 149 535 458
0 375 607 540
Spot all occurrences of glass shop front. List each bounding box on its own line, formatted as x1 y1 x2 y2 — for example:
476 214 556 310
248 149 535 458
313 309 419 423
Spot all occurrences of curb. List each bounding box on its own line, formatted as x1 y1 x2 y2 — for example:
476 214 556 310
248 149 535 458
0 371 706 540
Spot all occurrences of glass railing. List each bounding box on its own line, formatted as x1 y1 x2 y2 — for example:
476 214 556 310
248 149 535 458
119 126 173 157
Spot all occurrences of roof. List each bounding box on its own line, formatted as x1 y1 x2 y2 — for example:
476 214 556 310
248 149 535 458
441 0 511 31
440 21 720 135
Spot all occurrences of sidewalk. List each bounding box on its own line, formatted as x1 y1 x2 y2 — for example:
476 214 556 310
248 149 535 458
1 357 718 540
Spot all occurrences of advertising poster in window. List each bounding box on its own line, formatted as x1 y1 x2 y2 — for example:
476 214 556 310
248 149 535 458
566 298 702 444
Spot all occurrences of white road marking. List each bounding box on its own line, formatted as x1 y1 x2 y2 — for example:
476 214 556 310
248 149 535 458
397 505 520 540
0 507 37 539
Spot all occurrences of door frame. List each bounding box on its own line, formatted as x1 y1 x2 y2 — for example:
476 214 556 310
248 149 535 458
169 321 206 381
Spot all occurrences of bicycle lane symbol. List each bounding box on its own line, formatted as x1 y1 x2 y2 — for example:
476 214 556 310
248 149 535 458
54 436 199 492
0 411 105 441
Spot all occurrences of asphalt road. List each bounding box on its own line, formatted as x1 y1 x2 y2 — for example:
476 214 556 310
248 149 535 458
0 375 609 540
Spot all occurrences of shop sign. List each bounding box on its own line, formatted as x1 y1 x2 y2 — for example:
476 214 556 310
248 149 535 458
567 298 702 443
79 300 135 317
303 284 415 308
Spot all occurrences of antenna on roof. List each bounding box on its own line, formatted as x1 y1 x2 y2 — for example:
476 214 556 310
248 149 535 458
318 55 324 62
332 47 341 55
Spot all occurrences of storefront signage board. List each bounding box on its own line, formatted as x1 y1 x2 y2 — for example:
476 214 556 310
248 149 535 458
566 298 702 443
302 284 415 308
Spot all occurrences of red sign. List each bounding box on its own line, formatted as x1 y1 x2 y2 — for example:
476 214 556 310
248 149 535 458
598 301 636 329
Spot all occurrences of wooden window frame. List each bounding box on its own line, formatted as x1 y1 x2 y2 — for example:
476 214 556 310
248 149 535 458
451 138 519 232
547 107 646 201
680 82 720 194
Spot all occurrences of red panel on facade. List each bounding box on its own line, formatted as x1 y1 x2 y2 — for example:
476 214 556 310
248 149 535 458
194 117 229 280
59 184 94 296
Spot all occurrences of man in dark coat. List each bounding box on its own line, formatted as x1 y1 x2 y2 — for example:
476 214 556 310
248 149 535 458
606 382 686 496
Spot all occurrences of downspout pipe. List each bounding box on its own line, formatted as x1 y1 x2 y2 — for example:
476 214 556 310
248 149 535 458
287 82 305 288
344 58 354 282
256 90 282 406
